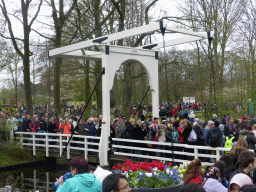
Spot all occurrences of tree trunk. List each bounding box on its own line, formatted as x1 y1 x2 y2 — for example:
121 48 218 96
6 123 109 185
53 25 62 114
123 62 133 118
84 59 91 120
94 0 102 115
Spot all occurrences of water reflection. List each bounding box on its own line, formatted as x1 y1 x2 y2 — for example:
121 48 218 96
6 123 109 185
0 164 70 192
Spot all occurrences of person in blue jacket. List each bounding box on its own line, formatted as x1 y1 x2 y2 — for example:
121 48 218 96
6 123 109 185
85 117 96 154
56 156 102 192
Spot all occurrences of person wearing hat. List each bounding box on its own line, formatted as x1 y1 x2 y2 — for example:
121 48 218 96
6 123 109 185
229 173 253 192
56 156 101 192
202 167 228 192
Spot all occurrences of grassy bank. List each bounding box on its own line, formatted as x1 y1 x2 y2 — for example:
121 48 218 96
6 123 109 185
0 141 45 167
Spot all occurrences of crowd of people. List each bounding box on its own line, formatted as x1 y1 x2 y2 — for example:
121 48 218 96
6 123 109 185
110 108 256 163
2 101 256 192
1 102 256 162
181 150 256 192
53 155 256 192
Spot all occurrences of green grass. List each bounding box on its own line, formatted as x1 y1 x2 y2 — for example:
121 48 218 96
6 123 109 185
0 141 44 167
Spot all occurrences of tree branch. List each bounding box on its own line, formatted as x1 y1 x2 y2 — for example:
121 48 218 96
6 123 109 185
29 0 43 28
31 29 54 41
63 0 78 22
0 33 24 42
132 0 158 47
131 72 146 79
0 0 24 58
110 0 122 16
50 0 58 25
80 7 117 41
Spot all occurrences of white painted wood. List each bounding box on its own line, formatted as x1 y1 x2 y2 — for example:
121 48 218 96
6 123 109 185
32 134 36 156
194 148 198 159
46 172 49 192
33 170 36 190
49 22 161 57
59 135 63 157
84 138 88 160
165 27 208 38
15 132 233 164
67 136 70 159
46 135 49 157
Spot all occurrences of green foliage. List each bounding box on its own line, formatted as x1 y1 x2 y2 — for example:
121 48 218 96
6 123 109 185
0 140 41 167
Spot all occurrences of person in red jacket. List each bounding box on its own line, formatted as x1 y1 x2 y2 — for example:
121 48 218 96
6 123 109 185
183 159 204 186
29 117 40 132
172 108 178 119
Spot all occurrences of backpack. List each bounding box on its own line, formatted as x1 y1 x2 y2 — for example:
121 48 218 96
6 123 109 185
187 129 197 143
224 136 235 153
171 129 180 143
209 129 220 147
165 129 172 140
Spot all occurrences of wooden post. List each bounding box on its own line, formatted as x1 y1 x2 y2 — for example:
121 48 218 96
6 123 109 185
84 136 87 160
46 135 49 157
67 136 70 159
60 135 63 157
33 133 36 156
194 148 198 159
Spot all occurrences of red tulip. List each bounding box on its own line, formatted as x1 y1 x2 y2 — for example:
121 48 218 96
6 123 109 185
147 166 152 173
117 164 123 170
125 168 130 172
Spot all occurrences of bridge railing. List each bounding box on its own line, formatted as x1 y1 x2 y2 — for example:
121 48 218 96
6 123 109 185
15 132 100 161
112 138 233 163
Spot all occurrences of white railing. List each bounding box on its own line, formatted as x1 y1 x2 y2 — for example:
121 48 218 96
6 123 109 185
15 132 100 163
16 132 247 165
112 138 233 163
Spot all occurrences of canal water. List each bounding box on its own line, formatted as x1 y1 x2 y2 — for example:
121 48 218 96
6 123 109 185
0 160 71 192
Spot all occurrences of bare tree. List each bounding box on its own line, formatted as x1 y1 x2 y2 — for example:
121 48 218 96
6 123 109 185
0 0 43 115
48 0 77 113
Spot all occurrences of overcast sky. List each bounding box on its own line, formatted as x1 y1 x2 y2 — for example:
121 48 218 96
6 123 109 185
0 0 194 89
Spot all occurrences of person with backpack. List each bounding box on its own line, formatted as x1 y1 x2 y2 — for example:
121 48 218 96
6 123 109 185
239 125 256 150
225 135 235 154
193 120 203 146
181 119 193 160
206 120 223 163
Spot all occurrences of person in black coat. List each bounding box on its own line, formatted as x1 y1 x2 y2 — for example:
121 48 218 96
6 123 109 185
181 120 192 144
40 116 48 132
206 121 222 163
48 117 56 133
181 119 193 160
206 121 222 147
193 120 204 146
21 115 32 143
131 120 147 160
22 115 32 132
224 117 236 137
